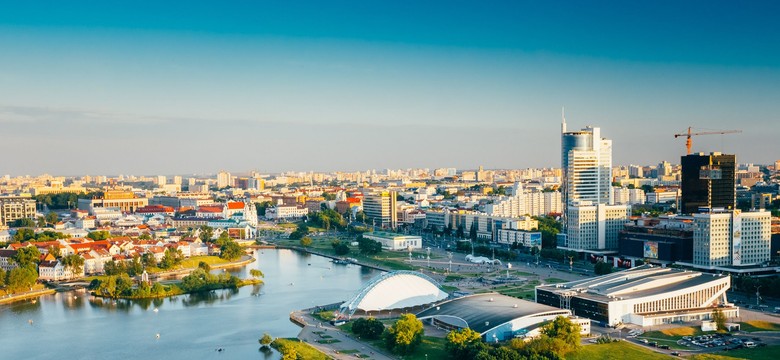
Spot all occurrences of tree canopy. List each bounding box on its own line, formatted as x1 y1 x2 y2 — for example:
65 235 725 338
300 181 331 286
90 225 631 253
445 328 487 360
384 314 424 354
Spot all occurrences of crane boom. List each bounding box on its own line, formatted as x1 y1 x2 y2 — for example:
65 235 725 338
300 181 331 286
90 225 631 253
673 126 742 155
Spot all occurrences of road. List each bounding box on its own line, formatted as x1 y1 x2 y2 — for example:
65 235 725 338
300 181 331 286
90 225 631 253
294 311 395 360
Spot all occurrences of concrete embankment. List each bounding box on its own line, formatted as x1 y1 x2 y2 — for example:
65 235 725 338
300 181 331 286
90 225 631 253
0 288 57 305
275 245 390 272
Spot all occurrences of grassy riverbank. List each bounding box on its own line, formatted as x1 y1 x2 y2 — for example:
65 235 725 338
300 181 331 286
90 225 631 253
271 338 330 360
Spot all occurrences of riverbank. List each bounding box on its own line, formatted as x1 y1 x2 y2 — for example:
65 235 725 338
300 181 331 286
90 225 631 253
147 254 255 280
89 277 263 300
0 287 56 305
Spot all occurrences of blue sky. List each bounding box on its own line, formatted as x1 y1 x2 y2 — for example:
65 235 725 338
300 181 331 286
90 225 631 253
1 1 778 175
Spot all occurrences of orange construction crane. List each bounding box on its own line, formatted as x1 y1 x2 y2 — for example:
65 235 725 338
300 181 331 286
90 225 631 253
674 127 742 155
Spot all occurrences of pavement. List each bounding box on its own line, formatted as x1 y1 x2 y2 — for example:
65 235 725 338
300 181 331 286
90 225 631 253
294 311 395 360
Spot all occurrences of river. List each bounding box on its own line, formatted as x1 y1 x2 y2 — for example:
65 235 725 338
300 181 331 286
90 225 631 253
0 249 380 359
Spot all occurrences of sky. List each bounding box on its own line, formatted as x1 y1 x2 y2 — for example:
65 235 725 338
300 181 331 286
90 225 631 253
1 1 778 176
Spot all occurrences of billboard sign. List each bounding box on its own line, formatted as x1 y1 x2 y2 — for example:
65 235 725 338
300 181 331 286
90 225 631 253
643 241 658 259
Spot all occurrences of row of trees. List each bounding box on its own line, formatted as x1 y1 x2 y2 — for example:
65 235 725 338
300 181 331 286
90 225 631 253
307 209 347 231
445 316 582 360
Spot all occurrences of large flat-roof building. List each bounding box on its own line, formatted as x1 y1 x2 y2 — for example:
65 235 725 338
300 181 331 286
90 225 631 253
536 265 737 327
691 210 771 268
417 293 590 342
363 231 422 251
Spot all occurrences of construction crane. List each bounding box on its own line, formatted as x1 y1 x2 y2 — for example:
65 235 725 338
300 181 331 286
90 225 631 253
674 127 742 155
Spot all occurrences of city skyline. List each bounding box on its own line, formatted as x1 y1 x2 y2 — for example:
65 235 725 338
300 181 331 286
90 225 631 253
2 2 779 175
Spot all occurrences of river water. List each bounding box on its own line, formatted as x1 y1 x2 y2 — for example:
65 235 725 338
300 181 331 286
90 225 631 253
0 249 380 359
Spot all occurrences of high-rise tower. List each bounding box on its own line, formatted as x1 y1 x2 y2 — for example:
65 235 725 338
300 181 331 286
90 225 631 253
680 152 736 214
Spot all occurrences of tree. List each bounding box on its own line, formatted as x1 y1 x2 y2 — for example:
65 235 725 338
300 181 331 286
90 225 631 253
220 239 243 261
45 212 59 225
351 317 385 340
0 268 5 287
12 228 36 242
712 308 727 332
61 254 85 276
333 242 350 255
384 313 424 354
446 328 487 360
129 255 144 276
255 201 273 217
47 245 61 259
142 253 157 268
300 236 313 247
358 237 382 255
5 266 37 292
259 333 273 347
469 222 478 241
10 218 35 228
540 316 581 354
250 269 264 279
288 223 309 240
104 260 127 276
159 248 183 269
138 233 152 240
198 261 211 272
87 230 111 241
594 261 613 275
199 225 214 242
37 216 47 228
13 246 41 268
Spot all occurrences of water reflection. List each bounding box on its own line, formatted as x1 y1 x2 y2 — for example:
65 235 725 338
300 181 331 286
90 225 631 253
181 288 239 307
7 298 41 314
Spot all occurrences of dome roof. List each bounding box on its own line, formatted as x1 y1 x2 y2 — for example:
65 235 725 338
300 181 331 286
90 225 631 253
340 271 448 316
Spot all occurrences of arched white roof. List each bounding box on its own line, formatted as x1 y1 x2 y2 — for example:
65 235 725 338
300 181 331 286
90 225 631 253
340 271 448 316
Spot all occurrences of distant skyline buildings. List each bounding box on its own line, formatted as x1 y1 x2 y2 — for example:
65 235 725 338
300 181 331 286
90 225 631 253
1 3 779 175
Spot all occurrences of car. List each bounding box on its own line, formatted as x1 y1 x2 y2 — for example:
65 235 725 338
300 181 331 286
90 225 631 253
670 352 680 356
650 341 658 347
641 339 649 344
659 345 670 350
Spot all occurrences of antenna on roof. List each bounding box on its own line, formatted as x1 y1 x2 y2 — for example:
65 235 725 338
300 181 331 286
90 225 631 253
561 106 567 133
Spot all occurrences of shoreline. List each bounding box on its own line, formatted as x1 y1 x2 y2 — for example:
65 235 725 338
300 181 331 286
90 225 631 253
0 255 256 306
274 244 391 272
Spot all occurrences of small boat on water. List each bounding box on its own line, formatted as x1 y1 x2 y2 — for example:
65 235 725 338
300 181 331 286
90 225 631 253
331 258 350 265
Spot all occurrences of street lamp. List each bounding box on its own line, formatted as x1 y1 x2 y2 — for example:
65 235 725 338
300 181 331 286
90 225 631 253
756 285 762 307
426 247 431 268
447 252 453 273
569 256 574 272
408 245 413 263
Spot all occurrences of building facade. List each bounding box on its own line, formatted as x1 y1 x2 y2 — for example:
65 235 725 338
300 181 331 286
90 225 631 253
0 196 37 225
680 152 736 214
363 191 398 229
692 210 771 268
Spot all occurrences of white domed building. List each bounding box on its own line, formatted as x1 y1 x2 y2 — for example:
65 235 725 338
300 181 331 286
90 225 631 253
338 271 449 317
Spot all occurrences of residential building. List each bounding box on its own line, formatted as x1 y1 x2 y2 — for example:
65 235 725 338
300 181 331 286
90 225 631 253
563 202 631 251
0 196 37 225
77 190 149 213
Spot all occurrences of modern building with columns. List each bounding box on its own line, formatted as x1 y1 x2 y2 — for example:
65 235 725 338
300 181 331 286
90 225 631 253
536 265 737 327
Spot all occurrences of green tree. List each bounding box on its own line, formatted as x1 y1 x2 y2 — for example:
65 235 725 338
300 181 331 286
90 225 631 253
138 233 152 240
45 212 59 225
259 333 273 348
250 269 264 279
104 260 126 276
12 228 36 242
159 248 183 269
129 255 144 276
288 223 309 240
6 266 38 292
220 239 243 260
142 253 157 268
37 216 47 228
61 254 85 276
712 308 727 332
358 237 382 255
216 230 231 245
198 261 211 272
13 246 41 268
10 218 36 228
300 236 312 247
384 313 424 354
469 222 478 241
0 267 5 287
199 225 214 242
446 328 487 360
87 230 111 240
47 245 61 259
540 316 581 354
594 261 613 275
333 242 350 255
351 317 385 340
255 201 273 217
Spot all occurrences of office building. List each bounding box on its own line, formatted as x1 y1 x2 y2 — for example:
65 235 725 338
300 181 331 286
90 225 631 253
680 152 736 214
363 190 398 229
692 210 771 268
559 118 628 251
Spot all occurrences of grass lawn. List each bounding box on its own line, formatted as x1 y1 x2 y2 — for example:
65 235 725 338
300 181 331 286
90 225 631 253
180 255 231 268
440 285 459 293
566 341 672 360
0 283 49 296
545 277 569 283
271 338 329 360
403 336 447 360
639 326 713 350
738 321 780 332
688 345 780 360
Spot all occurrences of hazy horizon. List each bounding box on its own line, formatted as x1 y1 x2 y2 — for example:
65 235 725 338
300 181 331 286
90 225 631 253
2 2 778 176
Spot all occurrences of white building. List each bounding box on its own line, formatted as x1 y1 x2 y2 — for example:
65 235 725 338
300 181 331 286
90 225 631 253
563 202 630 251
692 210 771 268
536 265 737 327
267 205 309 220
363 232 422 251
217 170 232 189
